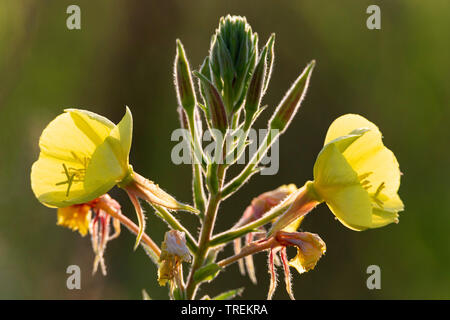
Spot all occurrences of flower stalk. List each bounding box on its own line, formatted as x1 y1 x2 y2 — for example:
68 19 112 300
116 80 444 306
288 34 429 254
97 196 161 259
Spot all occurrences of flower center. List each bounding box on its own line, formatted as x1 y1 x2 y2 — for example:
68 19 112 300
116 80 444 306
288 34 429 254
358 172 386 208
55 151 90 196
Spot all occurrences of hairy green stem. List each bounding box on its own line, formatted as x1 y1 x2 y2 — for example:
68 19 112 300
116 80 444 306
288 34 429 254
217 237 277 268
222 129 279 199
185 164 226 299
186 110 207 214
209 199 290 247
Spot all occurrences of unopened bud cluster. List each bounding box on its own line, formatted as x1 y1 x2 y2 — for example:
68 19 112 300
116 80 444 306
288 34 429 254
175 15 314 147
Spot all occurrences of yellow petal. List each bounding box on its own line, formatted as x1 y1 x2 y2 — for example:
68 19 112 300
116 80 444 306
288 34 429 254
108 106 133 167
84 108 133 198
381 193 404 213
325 114 401 198
288 232 326 274
314 131 368 188
32 155 100 207
83 137 126 198
314 140 358 189
39 111 112 163
323 185 372 231
370 208 399 228
351 146 401 198
313 137 373 229
325 114 380 145
65 109 115 144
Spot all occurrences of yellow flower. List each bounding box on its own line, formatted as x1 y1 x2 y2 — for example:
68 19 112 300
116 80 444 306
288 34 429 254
31 108 133 208
57 203 91 236
312 114 404 231
31 107 198 250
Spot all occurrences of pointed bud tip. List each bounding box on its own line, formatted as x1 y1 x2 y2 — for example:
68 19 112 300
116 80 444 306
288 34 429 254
124 105 132 116
176 39 184 52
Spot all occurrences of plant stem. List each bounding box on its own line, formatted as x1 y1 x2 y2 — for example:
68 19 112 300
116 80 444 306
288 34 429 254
217 237 277 268
221 129 279 199
186 109 207 214
100 202 161 258
209 199 290 247
211 183 319 246
185 164 226 299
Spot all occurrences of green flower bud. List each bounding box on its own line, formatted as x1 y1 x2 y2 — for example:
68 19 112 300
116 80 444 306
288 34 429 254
244 34 275 130
209 15 258 115
195 71 228 134
268 60 315 133
174 39 196 114
263 34 275 94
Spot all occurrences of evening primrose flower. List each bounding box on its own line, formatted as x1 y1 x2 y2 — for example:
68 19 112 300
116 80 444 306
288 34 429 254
31 108 134 207
313 114 404 230
31 107 198 248
270 114 404 233
56 194 122 275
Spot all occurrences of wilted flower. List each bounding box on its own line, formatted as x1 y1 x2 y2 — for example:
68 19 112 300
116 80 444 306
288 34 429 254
229 224 326 300
267 230 326 300
227 184 326 299
57 203 91 237
158 230 192 289
275 231 326 275
56 194 122 275
233 184 297 283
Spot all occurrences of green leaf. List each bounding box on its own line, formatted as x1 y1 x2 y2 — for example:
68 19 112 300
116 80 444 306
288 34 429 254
213 288 245 300
194 263 222 283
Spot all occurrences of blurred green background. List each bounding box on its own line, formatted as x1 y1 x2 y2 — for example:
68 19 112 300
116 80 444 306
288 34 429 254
0 0 449 299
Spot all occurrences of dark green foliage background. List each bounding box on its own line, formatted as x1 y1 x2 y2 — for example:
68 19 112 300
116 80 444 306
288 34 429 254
0 0 448 299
